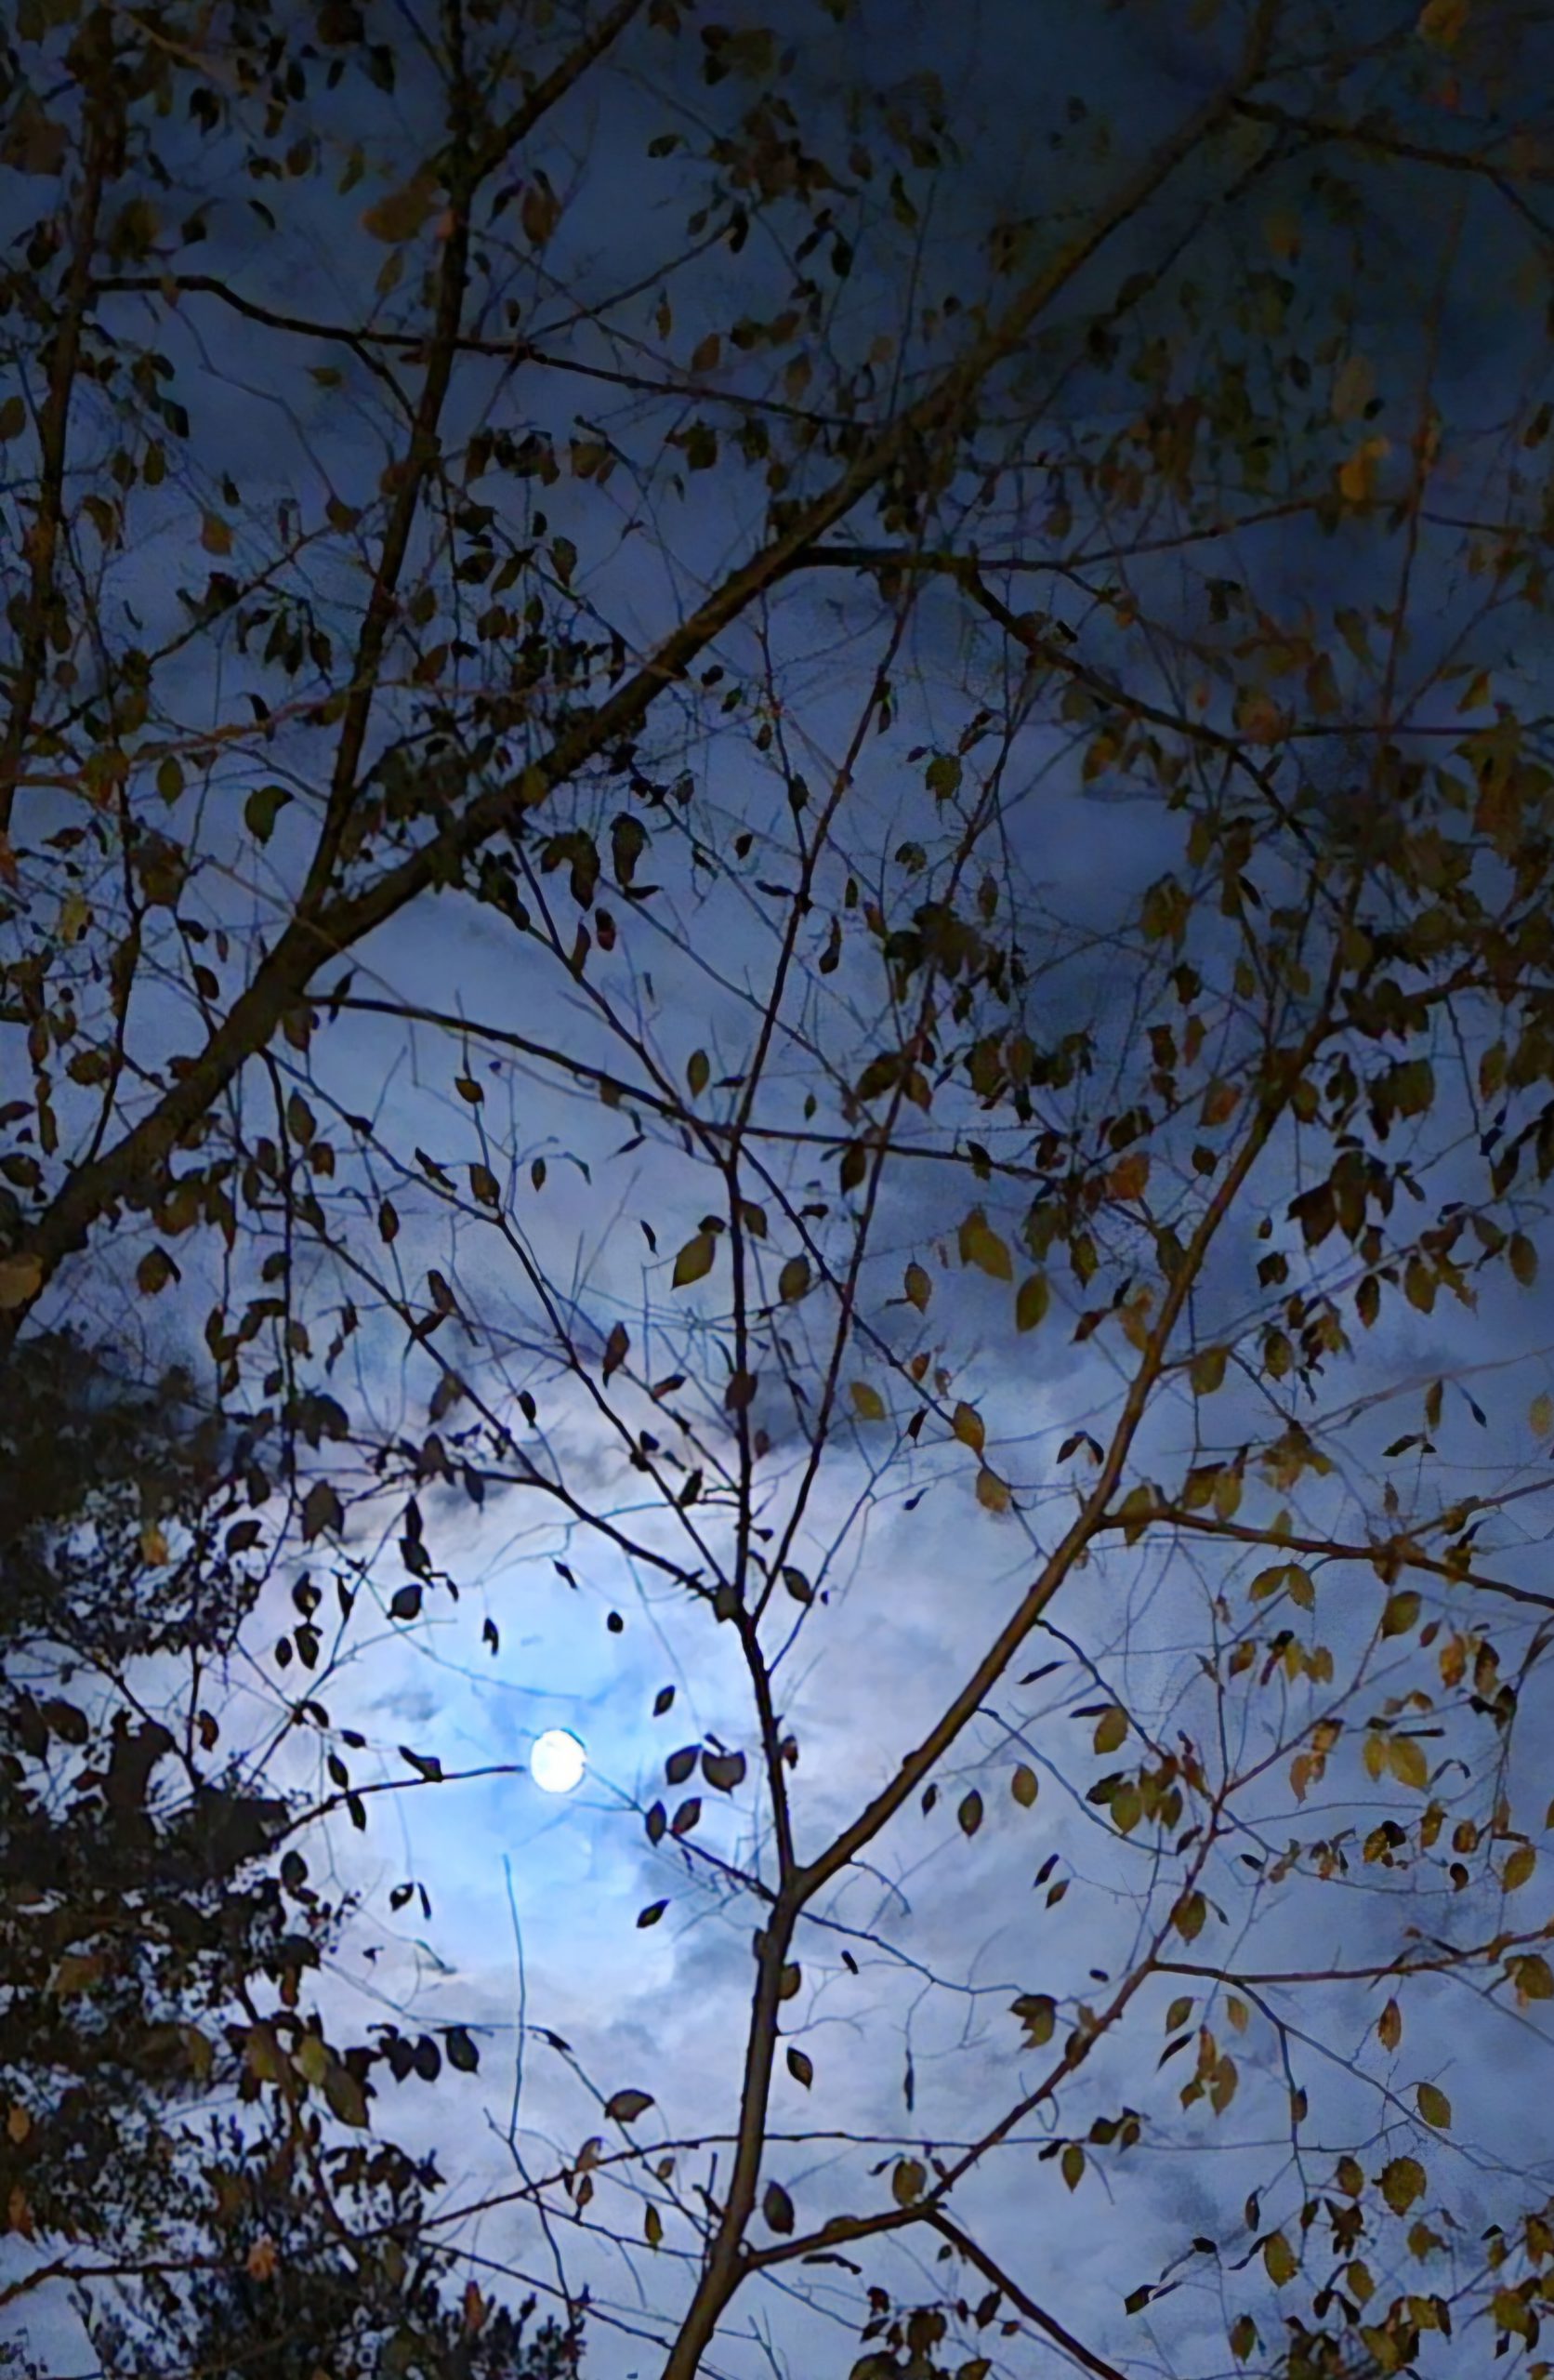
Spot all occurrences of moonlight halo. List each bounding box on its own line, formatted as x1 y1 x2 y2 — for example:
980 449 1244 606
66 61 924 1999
529 1727 586 1795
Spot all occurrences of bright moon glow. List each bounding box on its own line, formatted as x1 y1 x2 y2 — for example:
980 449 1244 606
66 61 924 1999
530 1728 586 1795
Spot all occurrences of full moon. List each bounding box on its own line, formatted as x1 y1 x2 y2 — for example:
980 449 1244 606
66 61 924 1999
530 1727 586 1795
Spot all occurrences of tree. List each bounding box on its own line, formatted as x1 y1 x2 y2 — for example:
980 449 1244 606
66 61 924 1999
0 1331 580 2371
6 0 1554 2374
89 2119 579 2380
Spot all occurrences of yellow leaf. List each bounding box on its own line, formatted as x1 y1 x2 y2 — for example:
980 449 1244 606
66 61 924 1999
963 1217 1013 1281
1416 0 1468 49
1338 436 1389 506
361 179 437 243
1387 1737 1429 1792
850 1381 886 1422
1174 1890 1206 1942
1093 1706 1127 1755
1011 1991 1055 2045
1010 1765 1038 1808
778 1255 810 1302
1504 1842 1536 1892
0 1252 43 1311
1015 1272 1049 1330
1377 1998 1402 2052
1108 1151 1150 1201
1416 2082 1451 2130
904 1262 931 1311
200 510 232 557
1264 2231 1297 2286
976 1467 1010 1514
294 2033 332 2087
139 1523 169 1567
672 1232 716 1288
952 1401 984 1453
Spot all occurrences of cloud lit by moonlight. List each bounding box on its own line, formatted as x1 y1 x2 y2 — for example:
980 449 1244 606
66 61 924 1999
530 1727 586 1795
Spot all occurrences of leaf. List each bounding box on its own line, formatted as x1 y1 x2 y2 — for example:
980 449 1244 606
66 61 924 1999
687 1050 710 1098
136 1247 176 1296
958 1790 983 1837
1263 2232 1297 2287
673 1232 716 1288
200 509 232 557
1190 1345 1228 1395
637 1900 667 1928
51 1951 105 1997
850 1381 887 1422
362 179 437 242
976 1468 1009 1514
1338 435 1389 504
785 2045 813 2088
0 1252 43 1312
389 1582 423 1621
891 2158 926 2206
603 1321 629 1383
779 1255 810 1302
323 2062 368 2127
445 2026 479 2071
244 784 292 844
1387 1737 1429 1792
1015 1272 1050 1331
1093 1706 1127 1756
961 1214 1013 1281
762 2180 795 2234
1510 1233 1538 1288
1060 2142 1085 2193
1504 1842 1537 1891
1108 1151 1150 1202
605 2089 654 2125
1174 1891 1206 1943
1416 0 1468 49
1010 1765 1038 1808
295 2032 332 2087
398 1745 442 1782
1380 1590 1420 1637
1416 2082 1452 2130
1011 1992 1055 2046
469 1162 501 1209
1380 2155 1426 2215
952 1401 985 1452
302 1480 344 1542
904 1262 932 1311
1377 1998 1402 2052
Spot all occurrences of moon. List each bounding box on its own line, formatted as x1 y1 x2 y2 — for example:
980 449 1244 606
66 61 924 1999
530 1727 586 1795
